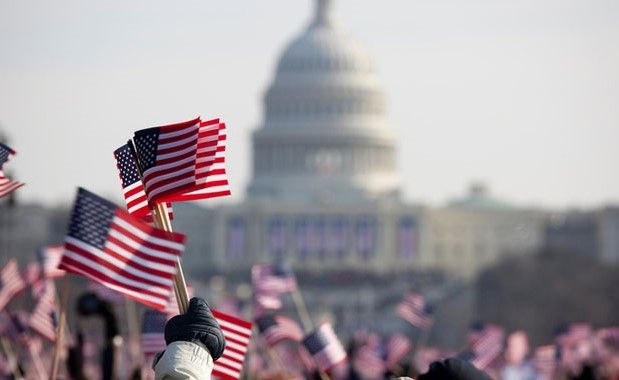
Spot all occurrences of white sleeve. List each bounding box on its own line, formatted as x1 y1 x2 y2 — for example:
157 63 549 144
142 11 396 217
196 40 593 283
154 341 214 380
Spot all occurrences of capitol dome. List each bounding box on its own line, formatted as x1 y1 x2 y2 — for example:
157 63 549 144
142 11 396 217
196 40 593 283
248 0 400 203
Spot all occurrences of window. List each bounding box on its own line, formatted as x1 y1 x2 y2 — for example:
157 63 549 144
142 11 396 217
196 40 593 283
226 218 245 260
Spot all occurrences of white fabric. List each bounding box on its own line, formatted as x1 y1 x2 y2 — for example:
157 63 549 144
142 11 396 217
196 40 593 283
154 341 213 380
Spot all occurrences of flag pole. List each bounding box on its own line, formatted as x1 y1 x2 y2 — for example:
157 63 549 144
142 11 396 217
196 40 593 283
1 337 23 380
289 291 331 380
50 276 70 380
291 289 313 333
127 140 190 314
152 202 189 314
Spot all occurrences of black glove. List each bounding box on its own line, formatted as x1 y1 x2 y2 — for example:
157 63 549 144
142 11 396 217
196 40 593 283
165 297 226 360
417 358 492 380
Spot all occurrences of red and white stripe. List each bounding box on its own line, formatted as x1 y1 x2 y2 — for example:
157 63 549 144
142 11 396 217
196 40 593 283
141 118 201 202
0 259 26 310
172 119 231 201
59 210 185 311
0 170 24 199
386 333 412 369
212 310 253 380
396 293 433 330
29 282 57 341
121 182 174 223
141 333 167 356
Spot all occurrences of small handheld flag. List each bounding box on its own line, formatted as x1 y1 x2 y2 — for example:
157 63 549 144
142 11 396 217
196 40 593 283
0 143 24 198
58 188 186 311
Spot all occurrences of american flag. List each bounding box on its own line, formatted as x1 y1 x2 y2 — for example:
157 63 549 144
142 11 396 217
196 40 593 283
385 333 412 369
113 143 173 222
88 281 126 304
25 262 43 297
38 245 66 279
251 263 297 294
58 188 186 311
212 309 253 380
0 143 24 199
252 263 297 314
532 344 557 380
0 259 25 310
467 323 504 370
168 118 231 202
29 281 57 341
396 292 433 330
141 309 167 355
255 314 304 347
352 339 386 379
302 323 347 372
132 117 230 204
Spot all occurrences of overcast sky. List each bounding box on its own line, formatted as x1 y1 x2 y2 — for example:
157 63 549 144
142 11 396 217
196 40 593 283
1 0 618 209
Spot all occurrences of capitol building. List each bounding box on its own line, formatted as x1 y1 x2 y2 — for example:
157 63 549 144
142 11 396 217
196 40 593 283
178 0 545 280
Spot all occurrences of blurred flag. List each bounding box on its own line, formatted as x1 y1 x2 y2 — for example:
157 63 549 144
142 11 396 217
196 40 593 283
212 310 253 380
88 281 126 304
29 282 57 341
302 323 347 372
58 188 186 310
0 259 26 310
467 323 505 370
252 263 297 294
113 143 173 222
38 245 66 279
385 333 412 370
132 117 230 204
167 118 231 202
252 263 297 315
0 143 24 198
255 314 304 347
141 309 167 356
532 344 557 380
352 337 385 379
396 292 433 330
25 262 44 296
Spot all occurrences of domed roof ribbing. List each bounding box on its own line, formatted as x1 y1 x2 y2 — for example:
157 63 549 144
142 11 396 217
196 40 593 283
249 0 400 203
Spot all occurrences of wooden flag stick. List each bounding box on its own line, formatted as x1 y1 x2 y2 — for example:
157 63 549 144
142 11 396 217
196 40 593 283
29 345 47 380
290 290 331 380
1 337 23 380
291 289 314 333
50 276 70 380
152 202 189 314
126 140 190 315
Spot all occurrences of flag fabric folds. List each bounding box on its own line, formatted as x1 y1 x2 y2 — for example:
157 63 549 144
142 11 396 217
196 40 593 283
467 323 505 370
211 310 253 380
252 263 297 314
396 292 434 330
141 309 168 356
58 188 186 311
0 143 24 199
29 281 57 341
113 143 173 222
352 339 386 379
255 314 304 347
385 333 412 370
302 323 347 372
0 259 26 310
132 117 230 204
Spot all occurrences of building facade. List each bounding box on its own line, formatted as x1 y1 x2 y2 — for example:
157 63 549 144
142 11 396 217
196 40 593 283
185 0 545 280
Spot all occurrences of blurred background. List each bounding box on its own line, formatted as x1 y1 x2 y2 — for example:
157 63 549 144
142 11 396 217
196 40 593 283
1 0 618 370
